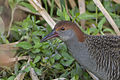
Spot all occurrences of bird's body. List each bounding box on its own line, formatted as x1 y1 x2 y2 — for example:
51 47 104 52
41 21 120 80
65 34 120 80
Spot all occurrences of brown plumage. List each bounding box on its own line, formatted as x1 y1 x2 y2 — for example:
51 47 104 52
41 21 120 80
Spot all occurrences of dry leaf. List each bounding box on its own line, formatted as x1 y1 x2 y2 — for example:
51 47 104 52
0 42 19 67
0 17 5 34
113 0 120 4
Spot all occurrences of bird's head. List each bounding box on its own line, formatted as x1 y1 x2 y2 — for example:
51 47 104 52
40 21 85 42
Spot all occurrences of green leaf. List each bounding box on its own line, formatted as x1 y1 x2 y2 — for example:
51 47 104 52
57 7 70 20
0 34 9 44
89 27 99 35
32 49 40 53
50 0 55 16
8 0 16 9
60 0 65 9
60 71 70 78
42 42 50 49
42 49 52 56
75 62 82 76
103 1 114 12
78 12 96 20
22 15 33 31
43 0 48 11
85 28 90 35
113 16 120 28
35 20 40 24
103 28 115 34
16 41 32 49
72 12 80 22
42 57 48 63
53 63 64 70
61 52 73 60
24 66 31 72
60 59 74 66
98 17 106 31
32 36 41 48
20 2 37 13
34 68 42 75
58 43 67 51
63 7 70 20
53 53 62 60
30 61 36 67
87 1 96 11
33 56 41 63
8 76 15 80
92 29 99 35
50 57 55 64
71 74 79 80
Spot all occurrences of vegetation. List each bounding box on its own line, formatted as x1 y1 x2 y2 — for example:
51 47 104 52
0 0 120 80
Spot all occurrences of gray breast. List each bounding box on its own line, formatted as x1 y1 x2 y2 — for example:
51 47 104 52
64 36 108 80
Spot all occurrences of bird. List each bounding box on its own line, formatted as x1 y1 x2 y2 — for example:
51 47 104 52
40 21 120 80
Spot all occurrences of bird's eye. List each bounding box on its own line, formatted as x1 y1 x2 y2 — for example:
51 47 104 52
61 27 65 30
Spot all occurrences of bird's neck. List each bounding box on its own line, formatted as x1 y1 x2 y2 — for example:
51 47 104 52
72 26 85 42
64 34 99 71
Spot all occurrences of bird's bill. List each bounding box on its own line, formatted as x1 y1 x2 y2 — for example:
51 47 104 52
40 30 59 42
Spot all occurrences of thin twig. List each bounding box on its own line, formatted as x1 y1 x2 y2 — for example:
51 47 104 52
47 0 52 6
93 0 120 35
55 0 61 9
14 56 30 80
68 0 76 9
113 0 120 4
30 68 39 80
78 0 86 14
0 56 29 65
7 7 17 37
17 5 41 16
64 0 73 19
28 0 56 29
78 0 86 29
38 0 42 5
87 70 99 80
